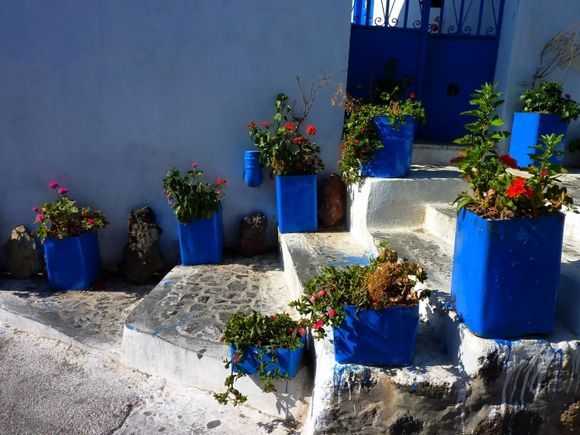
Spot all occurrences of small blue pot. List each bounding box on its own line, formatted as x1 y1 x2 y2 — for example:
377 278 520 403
177 209 223 265
360 116 416 178
43 231 100 290
509 112 568 167
275 175 317 234
231 337 306 379
333 305 419 366
244 150 263 188
451 209 565 338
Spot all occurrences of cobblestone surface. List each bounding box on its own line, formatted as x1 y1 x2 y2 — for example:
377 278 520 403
0 273 153 354
126 254 291 345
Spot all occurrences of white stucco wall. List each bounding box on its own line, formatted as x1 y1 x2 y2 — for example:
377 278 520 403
494 0 580 163
0 0 352 267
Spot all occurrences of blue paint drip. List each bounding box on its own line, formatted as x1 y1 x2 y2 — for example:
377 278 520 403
151 313 197 337
332 365 346 396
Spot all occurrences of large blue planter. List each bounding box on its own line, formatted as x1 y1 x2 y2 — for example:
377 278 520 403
43 231 100 290
360 116 416 178
509 112 568 167
333 305 419 366
177 209 223 265
243 150 263 188
275 175 317 234
451 209 565 339
231 337 306 378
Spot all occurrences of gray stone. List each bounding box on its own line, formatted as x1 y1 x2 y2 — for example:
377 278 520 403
239 212 268 257
3 225 43 278
121 207 165 284
318 173 346 228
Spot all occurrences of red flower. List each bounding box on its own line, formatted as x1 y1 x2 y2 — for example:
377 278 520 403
284 121 296 131
540 169 549 179
409 91 417 99
233 355 240 363
299 327 306 336
306 125 317 135
310 295 317 304
313 319 324 331
506 177 533 200
58 187 68 195
49 181 58 190
87 218 95 225
328 308 336 318
248 121 257 130
317 290 326 298
499 155 518 169
33 206 39 212
215 178 227 185
191 162 199 169
35 213 44 223
260 120 271 128
293 136 306 145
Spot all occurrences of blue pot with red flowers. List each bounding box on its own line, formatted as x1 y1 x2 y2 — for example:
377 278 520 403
163 163 226 265
451 209 565 338
333 305 419 365
360 116 416 178
34 182 108 290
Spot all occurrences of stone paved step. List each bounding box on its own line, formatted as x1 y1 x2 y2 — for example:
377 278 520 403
423 203 580 336
121 254 312 420
0 274 152 356
348 165 466 249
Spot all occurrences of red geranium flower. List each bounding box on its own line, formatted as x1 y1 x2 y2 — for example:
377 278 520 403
317 290 326 297
49 181 58 189
259 120 271 128
506 177 533 200
409 91 417 99
499 155 518 169
299 327 307 336
284 121 296 131
313 319 324 331
306 125 316 135
215 178 228 185
293 136 306 145
58 187 68 195
33 206 39 212
328 308 336 318
248 121 257 130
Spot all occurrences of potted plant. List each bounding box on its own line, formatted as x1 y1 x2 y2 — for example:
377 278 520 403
452 83 575 339
338 90 426 183
33 182 108 290
291 244 428 365
163 163 227 265
248 93 324 233
213 311 307 406
510 81 580 167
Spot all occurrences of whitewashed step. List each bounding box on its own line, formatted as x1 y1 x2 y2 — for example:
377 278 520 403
423 203 580 336
348 165 466 249
121 255 311 419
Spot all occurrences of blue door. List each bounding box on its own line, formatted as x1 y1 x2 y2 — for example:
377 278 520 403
347 0 506 142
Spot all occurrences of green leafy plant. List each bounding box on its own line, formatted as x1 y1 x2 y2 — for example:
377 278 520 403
335 88 426 184
214 311 307 406
453 83 575 219
290 244 428 339
248 93 324 175
163 163 227 224
520 81 580 122
33 182 108 240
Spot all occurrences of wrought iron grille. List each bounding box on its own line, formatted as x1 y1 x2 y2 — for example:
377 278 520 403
352 0 505 37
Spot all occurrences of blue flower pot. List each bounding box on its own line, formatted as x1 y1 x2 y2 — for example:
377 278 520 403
360 116 416 178
275 175 317 234
231 337 306 378
177 209 223 265
244 150 263 188
43 231 100 290
509 112 568 167
451 209 565 339
333 305 419 366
